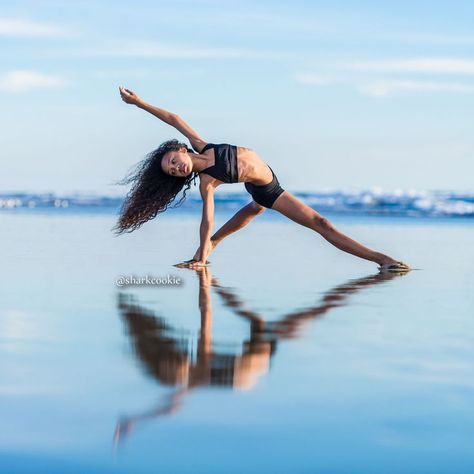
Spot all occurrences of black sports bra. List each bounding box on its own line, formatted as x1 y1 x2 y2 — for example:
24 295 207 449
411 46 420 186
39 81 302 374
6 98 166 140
196 143 239 184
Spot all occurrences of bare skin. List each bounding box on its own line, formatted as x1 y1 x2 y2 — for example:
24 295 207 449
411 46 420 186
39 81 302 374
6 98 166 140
119 86 409 271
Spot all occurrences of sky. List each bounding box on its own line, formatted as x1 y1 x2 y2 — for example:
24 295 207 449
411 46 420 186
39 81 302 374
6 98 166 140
1 0 473 194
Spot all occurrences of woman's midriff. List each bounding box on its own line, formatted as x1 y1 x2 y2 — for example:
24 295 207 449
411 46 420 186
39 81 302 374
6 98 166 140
236 147 273 185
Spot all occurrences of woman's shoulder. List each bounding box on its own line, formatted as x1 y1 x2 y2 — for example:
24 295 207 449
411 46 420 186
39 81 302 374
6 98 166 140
198 171 221 189
193 142 240 152
191 140 215 153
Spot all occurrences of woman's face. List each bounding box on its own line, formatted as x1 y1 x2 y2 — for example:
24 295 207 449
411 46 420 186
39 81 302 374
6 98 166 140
162 148 192 177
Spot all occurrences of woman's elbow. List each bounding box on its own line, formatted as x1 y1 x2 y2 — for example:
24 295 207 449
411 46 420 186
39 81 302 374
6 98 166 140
169 113 181 126
200 219 213 229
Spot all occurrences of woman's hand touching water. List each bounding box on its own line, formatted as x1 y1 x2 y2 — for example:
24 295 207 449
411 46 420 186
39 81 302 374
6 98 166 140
191 239 216 262
174 240 216 268
119 86 142 106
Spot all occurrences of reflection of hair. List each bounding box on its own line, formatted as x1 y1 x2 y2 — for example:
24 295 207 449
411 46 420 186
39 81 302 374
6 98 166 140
118 296 190 385
117 293 275 389
113 139 198 234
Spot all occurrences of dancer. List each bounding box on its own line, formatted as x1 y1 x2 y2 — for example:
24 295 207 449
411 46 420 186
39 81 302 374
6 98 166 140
115 86 409 272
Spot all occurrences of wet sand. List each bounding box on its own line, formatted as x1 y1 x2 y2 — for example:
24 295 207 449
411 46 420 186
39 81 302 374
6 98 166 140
1 210 473 473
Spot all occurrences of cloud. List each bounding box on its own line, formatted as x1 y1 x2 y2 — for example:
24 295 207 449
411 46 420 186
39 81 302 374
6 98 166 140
350 58 474 75
293 73 474 97
292 73 335 86
359 80 474 97
294 57 474 97
0 70 68 92
0 17 66 37
87 40 279 60
375 33 474 46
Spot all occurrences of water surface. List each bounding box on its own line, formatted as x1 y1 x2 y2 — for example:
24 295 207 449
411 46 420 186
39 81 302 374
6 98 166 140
1 210 473 473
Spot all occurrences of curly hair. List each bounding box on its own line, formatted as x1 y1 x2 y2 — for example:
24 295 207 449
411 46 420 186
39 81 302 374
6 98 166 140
113 139 198 235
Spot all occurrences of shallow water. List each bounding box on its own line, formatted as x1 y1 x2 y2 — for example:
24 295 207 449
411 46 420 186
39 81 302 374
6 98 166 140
1 210 473 473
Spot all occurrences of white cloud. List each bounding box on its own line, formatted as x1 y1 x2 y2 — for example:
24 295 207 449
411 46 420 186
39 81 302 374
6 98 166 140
0 17 66 37
350 58 474 75
88 40 279 59
359 79 474 97
295 57 474 97
0 70 68 93
294 72 474 97
376 33 474 46
292 73 335 86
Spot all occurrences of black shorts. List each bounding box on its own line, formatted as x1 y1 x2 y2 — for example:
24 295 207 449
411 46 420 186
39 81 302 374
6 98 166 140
244 166 285 209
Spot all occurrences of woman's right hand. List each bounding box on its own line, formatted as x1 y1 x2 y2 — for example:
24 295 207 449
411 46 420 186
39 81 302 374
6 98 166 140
119 86 142 105
192 239 216 261
173 239 216 268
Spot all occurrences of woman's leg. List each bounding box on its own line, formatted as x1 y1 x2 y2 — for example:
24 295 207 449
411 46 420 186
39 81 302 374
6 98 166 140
271 192 399 266
211 201 266 247
189 201 266 262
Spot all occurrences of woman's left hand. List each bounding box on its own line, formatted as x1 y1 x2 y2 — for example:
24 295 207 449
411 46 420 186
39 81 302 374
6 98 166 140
119 86 142 106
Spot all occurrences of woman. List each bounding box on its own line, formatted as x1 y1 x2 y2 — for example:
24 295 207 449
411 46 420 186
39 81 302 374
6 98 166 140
115 86 409 272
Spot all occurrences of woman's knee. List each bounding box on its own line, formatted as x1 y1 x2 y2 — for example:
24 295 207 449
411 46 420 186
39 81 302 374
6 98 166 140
250 201 266 214
312 215 335 233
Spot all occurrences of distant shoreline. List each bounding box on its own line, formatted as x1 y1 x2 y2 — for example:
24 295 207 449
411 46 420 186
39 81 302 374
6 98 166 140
1 189 473 219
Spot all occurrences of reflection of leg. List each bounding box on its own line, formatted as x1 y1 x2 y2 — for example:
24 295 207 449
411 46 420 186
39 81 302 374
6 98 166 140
212 271 403 340
271 192 398 265
276 271 404 332
113 388 188 447
211 281 265 330
211 201 265 247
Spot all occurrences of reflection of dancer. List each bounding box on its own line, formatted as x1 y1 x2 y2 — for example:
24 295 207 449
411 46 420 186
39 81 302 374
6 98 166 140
114 268 405 446
114 87 409 272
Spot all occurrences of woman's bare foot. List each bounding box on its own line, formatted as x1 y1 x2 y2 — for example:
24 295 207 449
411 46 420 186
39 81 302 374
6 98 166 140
376 253 410 272
379 261 411 273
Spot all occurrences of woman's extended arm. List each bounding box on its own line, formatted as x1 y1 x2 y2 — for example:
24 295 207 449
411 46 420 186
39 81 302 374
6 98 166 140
174 178 215 268
197 181 215 265
119 86 178 125
119 86 207 152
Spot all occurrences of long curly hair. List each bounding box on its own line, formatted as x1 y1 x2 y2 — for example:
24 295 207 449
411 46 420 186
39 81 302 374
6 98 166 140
113 139 198 235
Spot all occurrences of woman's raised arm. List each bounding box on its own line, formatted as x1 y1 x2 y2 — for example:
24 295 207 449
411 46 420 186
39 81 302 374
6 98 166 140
119 86 176 125
119 86 207 152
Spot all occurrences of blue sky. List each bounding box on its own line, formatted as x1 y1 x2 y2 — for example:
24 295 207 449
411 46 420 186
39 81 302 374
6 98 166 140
1 0 473 194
